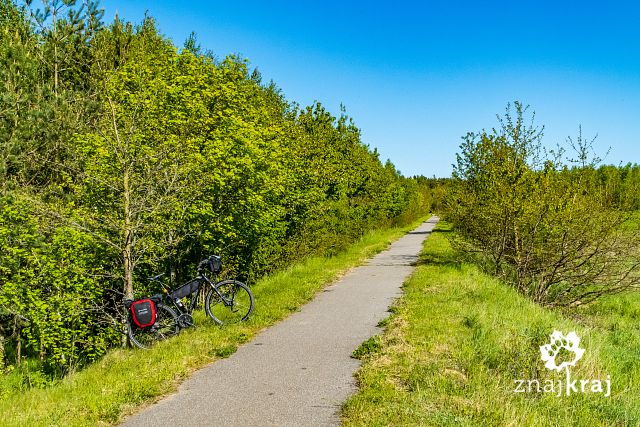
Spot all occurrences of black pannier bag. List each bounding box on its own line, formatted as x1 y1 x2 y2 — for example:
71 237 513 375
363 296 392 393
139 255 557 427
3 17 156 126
169 279 200 300
130 298 156 328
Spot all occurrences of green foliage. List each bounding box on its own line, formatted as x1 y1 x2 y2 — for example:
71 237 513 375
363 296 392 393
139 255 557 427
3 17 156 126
446 102 640 307
0 193 119 376
351 335 382 360
0 1 430 378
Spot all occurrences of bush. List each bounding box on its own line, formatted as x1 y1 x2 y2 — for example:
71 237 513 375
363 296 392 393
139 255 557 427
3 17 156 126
447 102 640 307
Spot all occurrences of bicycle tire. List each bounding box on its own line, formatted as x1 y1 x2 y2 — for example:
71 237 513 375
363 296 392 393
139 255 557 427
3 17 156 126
204 280 254 325
128 303 179 349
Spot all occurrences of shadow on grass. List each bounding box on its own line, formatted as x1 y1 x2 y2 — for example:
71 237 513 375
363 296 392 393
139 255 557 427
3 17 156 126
415 223 462 268
417 254 462 269
416 247 462 269
432 228 453 234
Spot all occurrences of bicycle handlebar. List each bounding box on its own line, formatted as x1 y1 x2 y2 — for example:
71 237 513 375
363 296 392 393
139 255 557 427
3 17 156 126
197 259 209 272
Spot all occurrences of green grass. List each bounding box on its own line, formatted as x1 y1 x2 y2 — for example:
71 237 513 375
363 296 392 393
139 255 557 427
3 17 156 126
342 222 640 426
0 217 428 427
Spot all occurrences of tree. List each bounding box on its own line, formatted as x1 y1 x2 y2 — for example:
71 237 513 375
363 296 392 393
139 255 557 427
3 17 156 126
0 0 114 372
68 18 199 300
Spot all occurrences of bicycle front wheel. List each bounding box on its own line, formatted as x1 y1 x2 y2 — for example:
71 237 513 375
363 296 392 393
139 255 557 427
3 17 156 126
205 280 254 325
128 303 179 349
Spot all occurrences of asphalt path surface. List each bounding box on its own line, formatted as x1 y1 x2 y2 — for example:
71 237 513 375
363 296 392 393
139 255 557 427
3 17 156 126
121 216 438 427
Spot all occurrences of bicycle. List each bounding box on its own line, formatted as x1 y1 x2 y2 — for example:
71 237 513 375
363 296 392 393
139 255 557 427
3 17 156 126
125 255 254 349
157 254 254 326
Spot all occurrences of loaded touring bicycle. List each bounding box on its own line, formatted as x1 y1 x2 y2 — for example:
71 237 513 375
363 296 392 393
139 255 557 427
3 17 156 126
125 255 254 349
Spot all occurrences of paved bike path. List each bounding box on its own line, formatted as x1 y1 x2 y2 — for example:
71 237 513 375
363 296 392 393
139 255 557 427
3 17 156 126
121 216 438 427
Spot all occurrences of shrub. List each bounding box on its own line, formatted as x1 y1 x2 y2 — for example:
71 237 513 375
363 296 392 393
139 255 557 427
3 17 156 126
447 102 640 307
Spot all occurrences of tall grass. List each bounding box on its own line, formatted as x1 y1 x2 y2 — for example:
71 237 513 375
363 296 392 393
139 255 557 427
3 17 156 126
0 218 427 427
343 223 640 426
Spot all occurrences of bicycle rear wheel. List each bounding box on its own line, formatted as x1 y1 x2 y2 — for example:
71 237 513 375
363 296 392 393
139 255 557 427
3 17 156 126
205 280 254 325
128 303 179 349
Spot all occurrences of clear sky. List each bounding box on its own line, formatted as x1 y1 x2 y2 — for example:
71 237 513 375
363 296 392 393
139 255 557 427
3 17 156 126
99 1 640 177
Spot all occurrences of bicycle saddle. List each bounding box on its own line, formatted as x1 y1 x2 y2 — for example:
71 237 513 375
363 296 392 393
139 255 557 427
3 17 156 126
147 272 166 281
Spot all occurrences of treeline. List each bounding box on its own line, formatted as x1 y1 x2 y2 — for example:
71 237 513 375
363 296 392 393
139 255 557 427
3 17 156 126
593 163 640 210
0 0 430 375
447 102 640 308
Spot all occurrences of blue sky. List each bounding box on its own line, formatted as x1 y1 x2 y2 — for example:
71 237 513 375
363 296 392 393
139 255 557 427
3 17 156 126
99 1 640 177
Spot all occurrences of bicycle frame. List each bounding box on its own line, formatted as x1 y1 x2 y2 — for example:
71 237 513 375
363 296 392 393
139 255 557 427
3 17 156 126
201 273 237 308
151 272 235 317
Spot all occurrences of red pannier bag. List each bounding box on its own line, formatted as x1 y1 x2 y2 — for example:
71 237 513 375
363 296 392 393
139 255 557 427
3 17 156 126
130 298 157 328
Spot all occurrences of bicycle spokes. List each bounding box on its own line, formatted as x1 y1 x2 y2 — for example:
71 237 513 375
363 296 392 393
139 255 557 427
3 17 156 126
205 281 254 325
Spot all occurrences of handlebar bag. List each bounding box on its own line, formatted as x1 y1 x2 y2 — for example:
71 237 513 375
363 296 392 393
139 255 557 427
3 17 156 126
209 255 222 273
130 298 156 328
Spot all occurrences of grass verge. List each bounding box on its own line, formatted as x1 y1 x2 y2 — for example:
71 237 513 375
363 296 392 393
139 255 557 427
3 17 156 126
0 217 428 427
343 222 640 426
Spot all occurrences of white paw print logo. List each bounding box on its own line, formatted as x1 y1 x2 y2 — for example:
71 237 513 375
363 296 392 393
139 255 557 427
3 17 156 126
540 330 585 372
